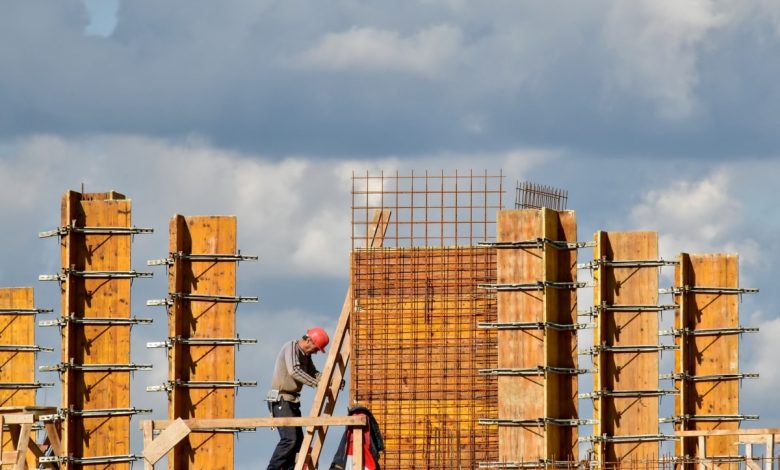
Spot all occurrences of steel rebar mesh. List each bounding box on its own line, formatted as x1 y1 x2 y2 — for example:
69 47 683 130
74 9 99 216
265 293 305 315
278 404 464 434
351 170 504 249
515 181 568 211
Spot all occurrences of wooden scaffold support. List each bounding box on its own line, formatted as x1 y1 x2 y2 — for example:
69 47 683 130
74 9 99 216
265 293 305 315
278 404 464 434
146 215 258 470
38 190 154 468
673 253 758 461
478 208 581 466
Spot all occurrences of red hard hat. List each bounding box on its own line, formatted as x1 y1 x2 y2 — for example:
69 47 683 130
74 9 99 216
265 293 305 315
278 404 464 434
307 327 330 353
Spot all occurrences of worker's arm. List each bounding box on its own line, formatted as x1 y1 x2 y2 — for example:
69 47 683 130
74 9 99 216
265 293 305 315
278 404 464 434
284 344 319 388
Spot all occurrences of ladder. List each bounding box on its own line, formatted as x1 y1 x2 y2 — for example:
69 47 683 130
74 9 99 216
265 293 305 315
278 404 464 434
294 210 390 470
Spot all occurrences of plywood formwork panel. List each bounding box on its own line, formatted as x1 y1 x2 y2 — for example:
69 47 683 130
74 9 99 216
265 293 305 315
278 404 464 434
351 247 498 469
495 209 578 464
593 231 660 463
0 287 37 458
168 215 237 470
59 191 134 468
674 253 741 460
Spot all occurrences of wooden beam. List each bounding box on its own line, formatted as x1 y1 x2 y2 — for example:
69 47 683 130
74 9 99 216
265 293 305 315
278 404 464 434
142 421 154 470
13 424 30 470
143 419 191 465
353 427 363 470
42 423 63 457
145 416 366 430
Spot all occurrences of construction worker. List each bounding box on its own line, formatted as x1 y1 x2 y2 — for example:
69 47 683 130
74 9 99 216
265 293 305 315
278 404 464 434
266 327 330 470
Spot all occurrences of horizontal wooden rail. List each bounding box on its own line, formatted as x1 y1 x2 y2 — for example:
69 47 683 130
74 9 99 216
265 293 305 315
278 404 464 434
141 416 366 430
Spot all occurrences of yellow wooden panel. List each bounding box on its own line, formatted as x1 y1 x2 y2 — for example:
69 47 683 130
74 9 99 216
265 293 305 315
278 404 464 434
594 232 659 462
168 215 237 470
60 191 134 468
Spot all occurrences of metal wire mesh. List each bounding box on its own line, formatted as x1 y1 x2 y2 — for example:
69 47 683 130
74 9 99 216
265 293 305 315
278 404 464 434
351 170 504 249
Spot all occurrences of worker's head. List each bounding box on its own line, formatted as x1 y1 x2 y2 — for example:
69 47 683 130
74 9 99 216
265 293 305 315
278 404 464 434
302 326 329 354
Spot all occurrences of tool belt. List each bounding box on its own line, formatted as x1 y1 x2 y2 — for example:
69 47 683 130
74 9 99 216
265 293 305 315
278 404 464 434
266 389 300 403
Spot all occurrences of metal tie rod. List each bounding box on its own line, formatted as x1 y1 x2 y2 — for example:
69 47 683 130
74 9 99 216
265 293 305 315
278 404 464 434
478 281 589 291
39 225 153 238
660 286 759 295
147 294 259 306
579 389 679 399
0 382 54 389
479 367 589 376
479 418 595 427
41 407 153 421
190 427 258 434
39 270 153 281
660 326 759 336
39 316 154 327
479 239 594 250
39 454 140 465
147 337 258 348
579 259 678 270
0 344 53 352
40 363 153 372
0 308 53 315
477 321 593 331
148 252 259 266
591 304 678 313
680 414 759 422
662 372 759 381
581 345 678 355
478 460 575 469
580 434 674 443
147 380 258 391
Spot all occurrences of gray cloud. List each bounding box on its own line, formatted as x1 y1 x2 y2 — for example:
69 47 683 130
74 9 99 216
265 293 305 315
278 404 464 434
2 1 780 157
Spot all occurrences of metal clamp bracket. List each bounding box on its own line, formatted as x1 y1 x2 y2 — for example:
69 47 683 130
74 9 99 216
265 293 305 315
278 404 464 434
579 259 678 270
39 315 153 327
479 418 595 427
579 434 674 443
477 321 593 331
660 286 759 295
39 269 153 281
662 372 759 381
0 382 54 389
39 455 140 465
39 225 153 238
478 281 589 291
581 344 678 355
40 362 153 373
0 308 53 315
148 251 259 266
147 294 259 306
0 344 53 352
479 366 589 376
146 336 257 348
664 414 759 423
660 326 759 336
147 380 257 392
579 389 678 399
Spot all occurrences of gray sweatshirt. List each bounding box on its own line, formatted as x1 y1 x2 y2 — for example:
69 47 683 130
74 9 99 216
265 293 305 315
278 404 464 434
270 340 320 402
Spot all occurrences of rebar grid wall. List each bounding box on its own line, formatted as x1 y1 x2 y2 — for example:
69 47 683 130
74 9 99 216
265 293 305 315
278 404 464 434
56 191 140 468
166 215 240 470
674 254 743 460
592 232 660 463
350 171 502 469
494 209 578 464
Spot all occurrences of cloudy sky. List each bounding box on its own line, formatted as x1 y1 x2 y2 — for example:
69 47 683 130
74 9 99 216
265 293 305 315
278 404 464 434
2 0 780 465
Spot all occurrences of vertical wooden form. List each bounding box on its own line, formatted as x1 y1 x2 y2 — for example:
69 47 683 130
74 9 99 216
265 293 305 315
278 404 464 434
168 215 237 470
496 209 578 463
0 287 36 463
60 191 133 468
592 231 659 463
675 254 740 459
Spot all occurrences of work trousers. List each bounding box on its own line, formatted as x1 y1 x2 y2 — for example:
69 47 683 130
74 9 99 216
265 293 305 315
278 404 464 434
267 400 303 470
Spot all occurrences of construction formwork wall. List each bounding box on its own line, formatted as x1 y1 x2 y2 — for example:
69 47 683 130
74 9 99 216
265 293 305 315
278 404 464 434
674 253 753 459
44 191 150 468
154 215 256 470
492 208 578 464
350 171 503 469
591 231 663 463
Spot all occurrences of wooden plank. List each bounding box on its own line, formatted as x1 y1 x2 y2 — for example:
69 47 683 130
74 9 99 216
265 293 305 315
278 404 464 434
167 215 238 470
0 288 35 410
353 427 363 470
594 232 659 463
147 416 367 429
13 423 30 470
142 421 154 470
144 419 191 465
43 423 63 457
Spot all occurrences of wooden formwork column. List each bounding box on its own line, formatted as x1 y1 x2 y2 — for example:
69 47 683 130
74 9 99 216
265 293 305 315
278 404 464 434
495 208 578 464
43 191 151 468
0 287 50 467
674 253 751 460
592 231 660 463
160 215 256 470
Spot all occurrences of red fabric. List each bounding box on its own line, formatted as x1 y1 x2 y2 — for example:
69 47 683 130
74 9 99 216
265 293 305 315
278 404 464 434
345 413 376 469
